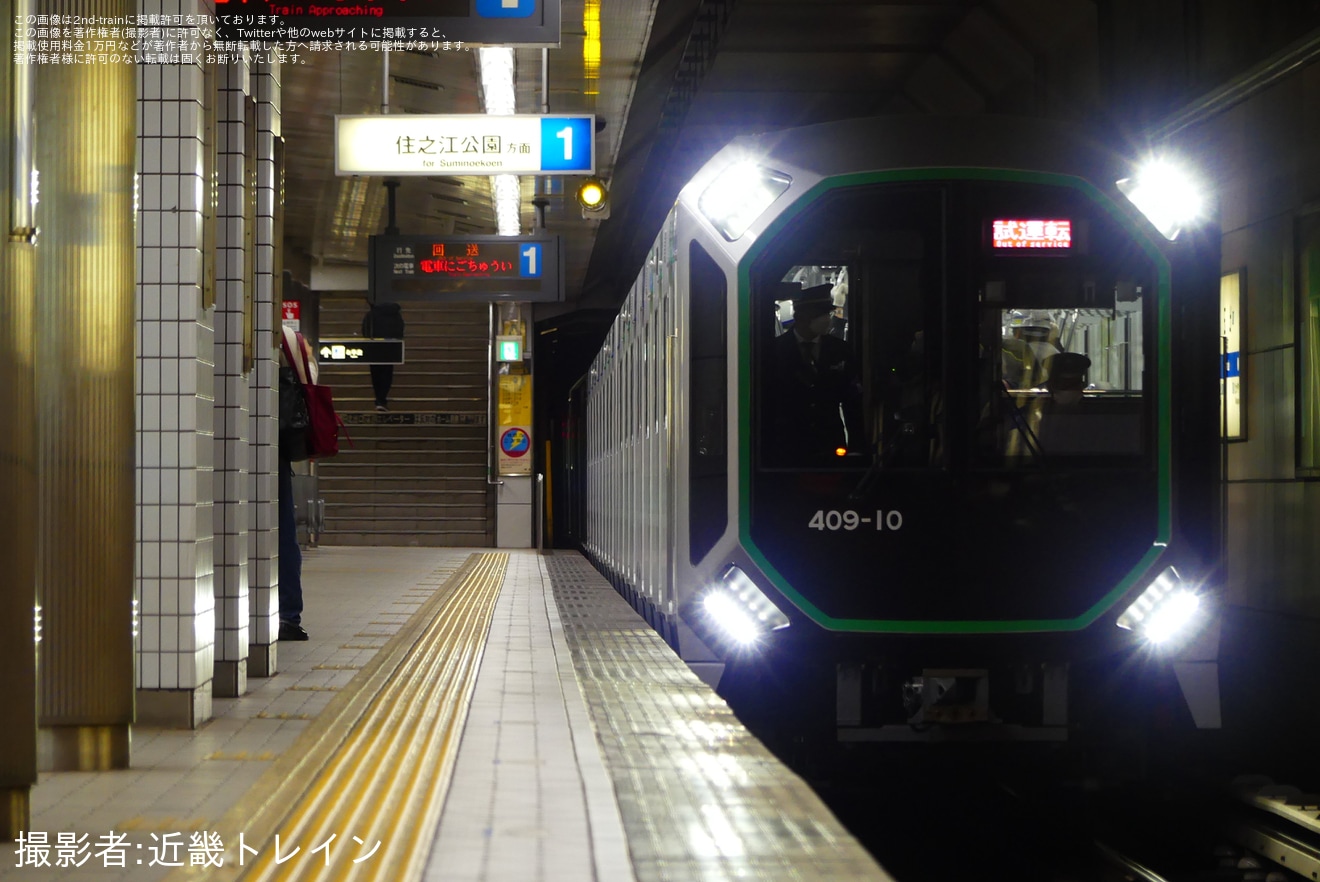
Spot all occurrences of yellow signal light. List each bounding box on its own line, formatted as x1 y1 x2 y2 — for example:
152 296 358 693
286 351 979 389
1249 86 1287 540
576 177 608 212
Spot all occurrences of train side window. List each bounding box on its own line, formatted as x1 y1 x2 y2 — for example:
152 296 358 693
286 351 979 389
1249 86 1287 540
688 242 728 565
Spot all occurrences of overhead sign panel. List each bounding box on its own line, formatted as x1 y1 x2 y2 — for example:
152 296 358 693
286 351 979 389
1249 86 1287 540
370 234 563 303
336 114 594 176
216 0 562 47
316 338 405 365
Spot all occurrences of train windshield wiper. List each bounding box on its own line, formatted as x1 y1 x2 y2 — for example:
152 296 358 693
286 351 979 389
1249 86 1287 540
848 444 886 500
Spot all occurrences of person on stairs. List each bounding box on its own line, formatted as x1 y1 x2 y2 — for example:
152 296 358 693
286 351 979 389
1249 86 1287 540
361 300 405 412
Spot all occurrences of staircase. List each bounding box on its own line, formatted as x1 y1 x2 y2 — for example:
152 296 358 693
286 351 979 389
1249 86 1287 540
312 297 495 546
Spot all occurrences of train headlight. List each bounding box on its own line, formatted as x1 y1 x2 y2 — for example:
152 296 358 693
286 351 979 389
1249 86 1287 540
1116 566 1202 645
697 159 791 241
1116 157 1205 241
699 566 790 648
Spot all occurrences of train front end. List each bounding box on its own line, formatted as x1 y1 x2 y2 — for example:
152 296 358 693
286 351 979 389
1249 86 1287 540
678 117 1222 740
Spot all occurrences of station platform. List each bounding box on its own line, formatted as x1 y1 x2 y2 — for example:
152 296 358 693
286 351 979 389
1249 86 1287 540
6 548 892 882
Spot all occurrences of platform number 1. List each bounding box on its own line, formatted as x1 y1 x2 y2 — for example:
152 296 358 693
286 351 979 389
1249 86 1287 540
520 243 542 278
555 126 574 162
539 117 593 172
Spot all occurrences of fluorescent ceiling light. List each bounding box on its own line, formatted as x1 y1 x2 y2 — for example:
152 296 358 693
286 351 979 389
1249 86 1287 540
478 47 516 115
478 47 520 235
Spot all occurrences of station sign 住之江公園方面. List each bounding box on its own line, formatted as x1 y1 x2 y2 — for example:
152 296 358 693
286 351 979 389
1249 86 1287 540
370 234 562 303
336 114 594 177
216 0 562 47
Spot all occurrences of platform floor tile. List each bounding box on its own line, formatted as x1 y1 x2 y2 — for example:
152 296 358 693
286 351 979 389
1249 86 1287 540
7 547 892 882
4 547 473 882
424 552 634 882
543 553 893 882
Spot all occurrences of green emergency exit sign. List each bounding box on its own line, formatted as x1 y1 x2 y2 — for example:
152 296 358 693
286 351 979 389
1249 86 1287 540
496 336 523 362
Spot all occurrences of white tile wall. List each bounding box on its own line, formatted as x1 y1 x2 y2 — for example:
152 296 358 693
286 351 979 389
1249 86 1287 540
133 0 224 722
248 56 281 652
212 50 253 690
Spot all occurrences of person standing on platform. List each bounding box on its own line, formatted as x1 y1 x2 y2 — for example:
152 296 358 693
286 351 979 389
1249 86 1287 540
277 455 308 641
277 326 316 642
362 300 405 412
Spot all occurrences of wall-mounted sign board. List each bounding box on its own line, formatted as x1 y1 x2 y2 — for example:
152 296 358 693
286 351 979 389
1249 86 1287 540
336 114 594 176
317 338 405 365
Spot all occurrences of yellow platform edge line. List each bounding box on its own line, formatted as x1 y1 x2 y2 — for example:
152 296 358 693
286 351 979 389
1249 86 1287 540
376 577 505 882
246 553 507 882
253 555 506 882
160 552 507 882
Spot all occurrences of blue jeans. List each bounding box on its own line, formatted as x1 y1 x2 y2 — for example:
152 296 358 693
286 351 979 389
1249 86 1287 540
278 457 303 626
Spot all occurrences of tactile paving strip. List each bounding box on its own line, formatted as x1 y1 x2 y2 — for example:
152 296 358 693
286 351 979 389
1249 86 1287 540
163 553 507 882
543 553 893 882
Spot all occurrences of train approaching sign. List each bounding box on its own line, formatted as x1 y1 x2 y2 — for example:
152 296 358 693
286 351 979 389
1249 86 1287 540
370 234 563 303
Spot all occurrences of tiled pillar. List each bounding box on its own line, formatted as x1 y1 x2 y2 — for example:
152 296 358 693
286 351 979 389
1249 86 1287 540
134 0 217 729
248 56 281 677
34 0 137 770
212 52 253 698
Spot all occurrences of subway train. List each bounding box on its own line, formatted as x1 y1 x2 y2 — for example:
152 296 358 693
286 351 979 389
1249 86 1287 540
564 115 1223 742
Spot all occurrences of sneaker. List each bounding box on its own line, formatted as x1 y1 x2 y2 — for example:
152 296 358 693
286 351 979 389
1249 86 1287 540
279 622 309 641
374 402 388 412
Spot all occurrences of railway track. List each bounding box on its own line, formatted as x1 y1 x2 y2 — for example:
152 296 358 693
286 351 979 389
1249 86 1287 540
1026 774 1320 882
1216 777 1320 882
816 750 1319 882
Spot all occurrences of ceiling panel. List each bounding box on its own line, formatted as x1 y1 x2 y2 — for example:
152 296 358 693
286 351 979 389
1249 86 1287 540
279 0 660 301
278 0 1131 318
575 0 1132 313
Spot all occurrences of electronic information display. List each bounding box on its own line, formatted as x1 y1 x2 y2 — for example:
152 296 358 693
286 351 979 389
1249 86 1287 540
992 219 1073 249
370 234 563 303
216 0 562 46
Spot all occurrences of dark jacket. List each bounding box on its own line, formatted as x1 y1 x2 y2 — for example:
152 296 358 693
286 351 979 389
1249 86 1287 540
766 329 863 462
362 302 405 339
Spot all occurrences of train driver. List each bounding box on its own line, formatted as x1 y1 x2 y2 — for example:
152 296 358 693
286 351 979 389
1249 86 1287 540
766 284 864 462
1042 352 1091 406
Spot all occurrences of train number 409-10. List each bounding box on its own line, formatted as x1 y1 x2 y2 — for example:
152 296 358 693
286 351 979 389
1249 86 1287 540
807 510 904 532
